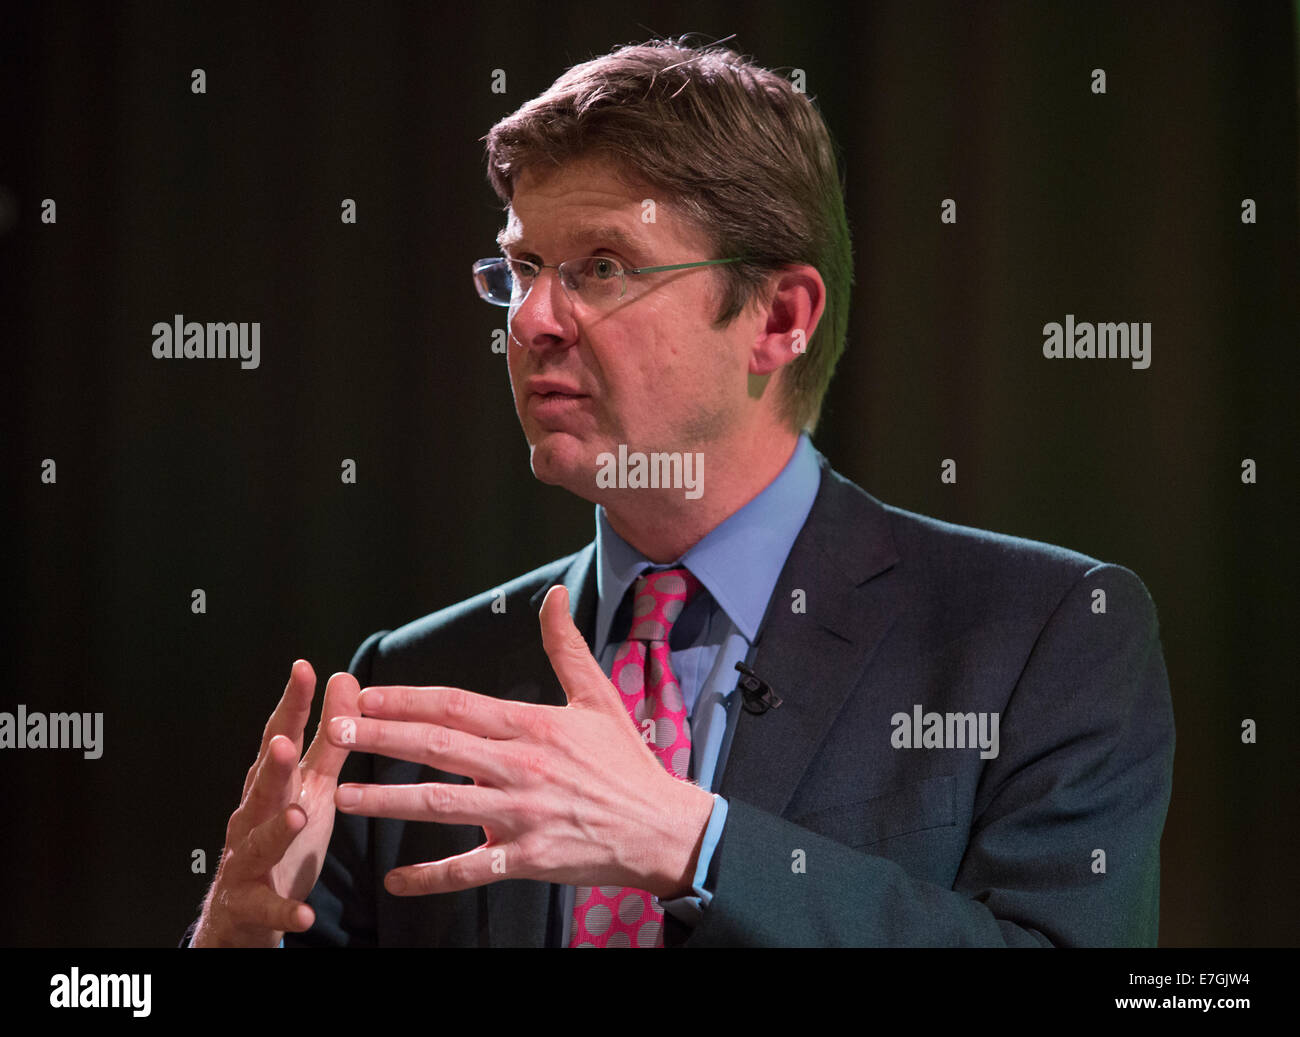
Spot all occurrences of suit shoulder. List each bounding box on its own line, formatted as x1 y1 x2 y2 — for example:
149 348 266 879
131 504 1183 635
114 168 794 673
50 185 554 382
821 465 1155 616
887 499 1100 574
359 546 587 665
896 500 1155 616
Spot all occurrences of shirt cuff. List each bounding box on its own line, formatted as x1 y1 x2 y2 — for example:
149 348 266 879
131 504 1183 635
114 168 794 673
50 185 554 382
659 794 728 927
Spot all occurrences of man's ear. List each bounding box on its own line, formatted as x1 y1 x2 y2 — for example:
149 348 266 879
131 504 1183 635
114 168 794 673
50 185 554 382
749 264 826 377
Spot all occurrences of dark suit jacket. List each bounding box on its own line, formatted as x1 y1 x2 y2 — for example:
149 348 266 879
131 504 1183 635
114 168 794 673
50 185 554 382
285 455 1174 947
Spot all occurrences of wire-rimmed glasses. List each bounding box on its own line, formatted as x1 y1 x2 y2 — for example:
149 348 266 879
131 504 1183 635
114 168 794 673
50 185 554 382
472 255 745 309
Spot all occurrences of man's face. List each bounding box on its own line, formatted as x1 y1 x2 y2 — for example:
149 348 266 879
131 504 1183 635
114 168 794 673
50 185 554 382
500 155 755 502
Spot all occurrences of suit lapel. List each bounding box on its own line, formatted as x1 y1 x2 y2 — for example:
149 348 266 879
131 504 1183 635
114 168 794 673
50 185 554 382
529 542 600 669
718 462 900 816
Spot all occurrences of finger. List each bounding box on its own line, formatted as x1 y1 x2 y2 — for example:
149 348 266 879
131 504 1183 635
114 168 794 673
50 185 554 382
243 661 315 800
326 716 510 784
241 734 300 830
228 803 308 882
384 843 509 896
262 659 316 755
538 585 622 714
301 670 362 779
357 684 530 740
334 780 508 825
224 878 315 934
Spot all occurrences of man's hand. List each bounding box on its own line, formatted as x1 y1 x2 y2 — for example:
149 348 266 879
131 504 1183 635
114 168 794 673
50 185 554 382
328 585 715 899
191 662 361 947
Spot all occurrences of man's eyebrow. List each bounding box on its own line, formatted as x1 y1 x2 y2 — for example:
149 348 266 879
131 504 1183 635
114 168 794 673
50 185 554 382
496 224 648 258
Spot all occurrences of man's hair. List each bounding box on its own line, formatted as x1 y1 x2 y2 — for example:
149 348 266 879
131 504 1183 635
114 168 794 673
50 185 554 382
483 38 853 435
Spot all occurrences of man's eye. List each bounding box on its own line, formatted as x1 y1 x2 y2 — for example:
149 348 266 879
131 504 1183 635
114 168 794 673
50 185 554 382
592 258 619 279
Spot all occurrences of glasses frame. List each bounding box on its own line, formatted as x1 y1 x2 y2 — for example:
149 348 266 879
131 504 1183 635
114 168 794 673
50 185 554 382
471 255 747 308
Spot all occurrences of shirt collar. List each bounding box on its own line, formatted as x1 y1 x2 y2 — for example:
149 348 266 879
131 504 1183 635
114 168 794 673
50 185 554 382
593 432 823 655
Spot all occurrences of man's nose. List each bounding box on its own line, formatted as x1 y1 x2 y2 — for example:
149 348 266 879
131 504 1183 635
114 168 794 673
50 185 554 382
509 267 578 351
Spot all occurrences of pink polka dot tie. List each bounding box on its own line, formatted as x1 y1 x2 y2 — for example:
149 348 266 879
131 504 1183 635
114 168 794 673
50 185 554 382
568 567 703 948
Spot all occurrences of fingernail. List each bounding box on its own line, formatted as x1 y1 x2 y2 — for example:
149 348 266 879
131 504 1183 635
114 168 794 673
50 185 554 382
330 716 359 745
360 689 383 711
387 873 406 894
336 786 360 808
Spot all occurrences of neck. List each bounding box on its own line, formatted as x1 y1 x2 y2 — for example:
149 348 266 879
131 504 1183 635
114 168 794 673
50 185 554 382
600 430 800 563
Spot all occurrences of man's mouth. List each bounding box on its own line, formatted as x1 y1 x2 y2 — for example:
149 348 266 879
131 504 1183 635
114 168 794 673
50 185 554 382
525 378 589 399
527 389 590 422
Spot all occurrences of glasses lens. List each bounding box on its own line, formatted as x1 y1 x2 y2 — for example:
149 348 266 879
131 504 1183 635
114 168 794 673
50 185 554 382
562 257 624 305
505 258 537 305
473 259 511 305
473 258 539 306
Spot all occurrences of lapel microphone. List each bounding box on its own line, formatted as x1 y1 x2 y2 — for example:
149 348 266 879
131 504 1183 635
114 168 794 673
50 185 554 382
735 662 783 715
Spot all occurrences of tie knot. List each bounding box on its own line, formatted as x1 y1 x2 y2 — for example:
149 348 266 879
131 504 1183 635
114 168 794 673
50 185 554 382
627 568 702 643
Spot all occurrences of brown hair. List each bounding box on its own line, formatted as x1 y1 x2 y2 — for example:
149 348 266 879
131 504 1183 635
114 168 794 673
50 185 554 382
483 37 853 435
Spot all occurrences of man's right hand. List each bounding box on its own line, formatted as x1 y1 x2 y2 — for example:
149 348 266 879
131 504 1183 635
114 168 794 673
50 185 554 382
191 661 361 947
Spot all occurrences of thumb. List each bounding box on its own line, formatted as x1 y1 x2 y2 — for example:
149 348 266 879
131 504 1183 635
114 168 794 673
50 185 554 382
301 670 361 779
539 585 623 716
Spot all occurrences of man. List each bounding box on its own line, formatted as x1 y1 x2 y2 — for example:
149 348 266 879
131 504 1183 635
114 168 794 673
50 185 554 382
188 39 1174 948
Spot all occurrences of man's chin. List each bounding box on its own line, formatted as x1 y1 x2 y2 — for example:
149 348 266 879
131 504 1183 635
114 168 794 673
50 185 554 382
527 435 599 499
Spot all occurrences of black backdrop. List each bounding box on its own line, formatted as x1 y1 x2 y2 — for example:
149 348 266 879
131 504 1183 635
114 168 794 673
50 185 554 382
2 0 1296 947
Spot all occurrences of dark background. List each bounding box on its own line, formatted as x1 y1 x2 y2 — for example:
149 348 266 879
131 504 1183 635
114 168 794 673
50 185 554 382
2 1 1296 946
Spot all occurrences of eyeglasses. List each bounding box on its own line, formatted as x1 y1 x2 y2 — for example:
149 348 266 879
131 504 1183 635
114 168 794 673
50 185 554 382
472 255 745 309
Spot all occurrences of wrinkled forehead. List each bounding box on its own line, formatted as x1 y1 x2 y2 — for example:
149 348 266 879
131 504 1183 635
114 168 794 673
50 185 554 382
496 158 707 260
496 214 649 258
